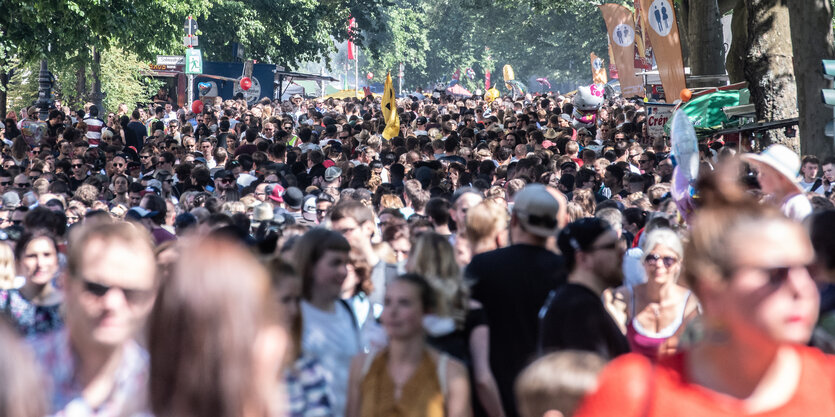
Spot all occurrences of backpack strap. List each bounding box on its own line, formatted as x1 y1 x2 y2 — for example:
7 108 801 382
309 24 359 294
339 298 360 332
812 178 823 192
437 353 449 398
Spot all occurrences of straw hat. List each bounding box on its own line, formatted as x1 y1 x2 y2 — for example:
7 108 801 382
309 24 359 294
740 144 802 192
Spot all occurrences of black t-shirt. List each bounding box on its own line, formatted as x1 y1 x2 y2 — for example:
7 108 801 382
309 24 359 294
539 283 630 359
467 244 566 417
126 121 146 150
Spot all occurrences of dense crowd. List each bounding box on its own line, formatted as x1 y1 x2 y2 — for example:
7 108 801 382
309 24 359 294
1 88 834 417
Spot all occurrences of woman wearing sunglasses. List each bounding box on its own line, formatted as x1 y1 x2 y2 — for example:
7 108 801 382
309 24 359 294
576 176 834 416
606 228 700 361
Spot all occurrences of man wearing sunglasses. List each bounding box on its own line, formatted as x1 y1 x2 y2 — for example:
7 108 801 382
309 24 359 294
466 184 566 417
31 222 157 416
0 170 11 195
539 217 628 359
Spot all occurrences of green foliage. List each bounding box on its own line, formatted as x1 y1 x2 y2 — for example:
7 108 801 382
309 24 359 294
100 47 165 112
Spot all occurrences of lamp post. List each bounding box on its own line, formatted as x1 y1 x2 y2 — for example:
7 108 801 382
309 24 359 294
36 59 53 121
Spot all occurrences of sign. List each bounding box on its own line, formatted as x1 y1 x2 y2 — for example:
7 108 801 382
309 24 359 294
646 102 674 139
183 36 199 48
184 17 198 35
647 0 674 37
640 0 685 103
599 4 644 97
233 76 261 104
613 24 635 47
156 55 185 66
185 48 203 74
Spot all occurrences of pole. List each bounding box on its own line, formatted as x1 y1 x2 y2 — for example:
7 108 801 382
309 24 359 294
37 59 52 121
319 67 325 97
187 74 194 111
398 62 403 96
355 46 359 95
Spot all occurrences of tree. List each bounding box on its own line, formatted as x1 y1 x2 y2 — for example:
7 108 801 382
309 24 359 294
681 0 725 77
788 0 835 159
744 0 798 150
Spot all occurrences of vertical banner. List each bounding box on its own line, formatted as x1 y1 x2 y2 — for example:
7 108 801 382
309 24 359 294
485 71 491 89
639 0 685 103
590 52 608 85
599 4 644 97
347 17 356 60
607 41 619 79
633 0 655 71
382 73 400 140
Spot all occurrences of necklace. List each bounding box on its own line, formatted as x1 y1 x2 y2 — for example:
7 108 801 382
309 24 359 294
650 304 661 318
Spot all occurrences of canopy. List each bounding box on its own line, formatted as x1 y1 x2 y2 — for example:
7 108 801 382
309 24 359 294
446 84 472 97
321 89 381 99
664 88 747 136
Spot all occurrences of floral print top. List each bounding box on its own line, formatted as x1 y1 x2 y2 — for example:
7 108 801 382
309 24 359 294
0 289 63 337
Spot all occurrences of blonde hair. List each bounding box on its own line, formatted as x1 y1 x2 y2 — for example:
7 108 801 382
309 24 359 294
465 200 508 248
515 351 606 417
406 233 467 328
0 243 15 289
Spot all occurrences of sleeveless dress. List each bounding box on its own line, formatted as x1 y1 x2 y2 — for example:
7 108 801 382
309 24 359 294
626 289 692 360
360 349 447 417
0 289 63 337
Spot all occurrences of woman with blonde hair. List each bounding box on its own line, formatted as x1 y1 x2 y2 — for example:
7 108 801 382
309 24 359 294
148 237 287 417
464 199 509 258
407 232 505 417
0 242 16 290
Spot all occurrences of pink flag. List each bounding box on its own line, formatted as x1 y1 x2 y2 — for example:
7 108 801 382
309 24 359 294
347 18 356 60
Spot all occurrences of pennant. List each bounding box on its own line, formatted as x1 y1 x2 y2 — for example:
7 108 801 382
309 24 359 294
382 73 400 140
598 4 644 97
591 52 608 85
485 71 491 89
347 17 356 60
639 0 685 103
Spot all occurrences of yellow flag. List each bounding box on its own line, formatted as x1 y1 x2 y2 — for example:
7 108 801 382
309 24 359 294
590 52 608 85
382 72 400 140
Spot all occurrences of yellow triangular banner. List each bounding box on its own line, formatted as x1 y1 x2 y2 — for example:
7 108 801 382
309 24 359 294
382 72 400 140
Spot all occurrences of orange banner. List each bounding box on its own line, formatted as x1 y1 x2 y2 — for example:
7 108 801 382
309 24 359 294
598 4 645 98
591 52 608 85
639 0 685 103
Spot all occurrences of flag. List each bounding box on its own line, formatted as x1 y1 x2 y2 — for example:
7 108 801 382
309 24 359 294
607 41 619 79
633 0 654 70
598 4 644 97
382 72 400 140
347 18 356 60
591 52 608 85
485 71 491 89
639 0 685 103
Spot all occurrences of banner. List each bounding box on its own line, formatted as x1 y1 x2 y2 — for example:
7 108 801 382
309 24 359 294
590 52 608 85
598 4 644 97
645 102 675 140
633 0 654 71
639 0 685 103
607 41 618 79
485 71 491 89
347 18 356 60
382 73 400 140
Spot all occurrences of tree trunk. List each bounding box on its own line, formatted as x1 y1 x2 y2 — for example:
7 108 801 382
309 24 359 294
726 0 747 83
0 68 7 120
91 46 103 113
677 1 691 68
688 0 725 76
744 0 798 150
788 0 835 159
76 57 87 107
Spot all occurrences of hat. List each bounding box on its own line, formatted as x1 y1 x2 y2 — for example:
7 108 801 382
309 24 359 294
417 116 428 125
512 184 560 238
2 192 20 209
127 161 141 170
236 173 258 188
543 128 558 139
214 169 234 181
252 203 275 225
559 113 572 122
557 218 613 260
283 187 304 210
269 184 285 203
292 94 302 100
324 166 342 182
740 144 802 192
302 195 317 222
126 207 158 220
193 157 207 165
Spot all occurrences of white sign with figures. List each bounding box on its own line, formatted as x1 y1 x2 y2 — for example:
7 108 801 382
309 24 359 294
648 0 674 37
612 24 635 48
233 76 261 104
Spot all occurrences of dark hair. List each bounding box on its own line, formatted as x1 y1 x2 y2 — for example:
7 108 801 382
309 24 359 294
293 228 350 300
23 207 67 237
557 218 612 271
623 208 648 230
426 197 451 226
393 273 436 312
14 231 58 267
810 210 835 272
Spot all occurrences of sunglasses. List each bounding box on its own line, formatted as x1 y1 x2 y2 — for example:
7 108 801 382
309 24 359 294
82 279 154 304
15 182 29 187
140 155 151 159
739 263 817 286
114 163 124 168
644 253 679 268
72 164 84 168
220 178 234 184
0 181 9 186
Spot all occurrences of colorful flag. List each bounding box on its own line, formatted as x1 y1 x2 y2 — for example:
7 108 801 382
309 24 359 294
633 0 654 71
347 17 356 60
591 52 608 85
639 0 685 103
382 73 400 140
598 4 645 97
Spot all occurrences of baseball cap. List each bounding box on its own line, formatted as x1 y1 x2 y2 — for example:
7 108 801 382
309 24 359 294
324 166 342 182
2 192 20 209
302 195 317 222
283 187 304 210
417 116 428 125
512 184 560 238
126 207 158 220
269 184 285 203
214 169 234 181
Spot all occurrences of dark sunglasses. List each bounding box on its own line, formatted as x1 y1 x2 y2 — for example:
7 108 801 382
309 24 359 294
72 164 84 168
740 263 817 286
0 181 10 186
220 178 234 184
82 279 153 303
644 253 678 268
15 182 30 187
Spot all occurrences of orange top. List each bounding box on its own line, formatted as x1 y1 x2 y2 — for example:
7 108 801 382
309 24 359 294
575 346 835 417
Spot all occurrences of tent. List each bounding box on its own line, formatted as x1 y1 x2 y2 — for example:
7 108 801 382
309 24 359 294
446 84 472 97
664 88 747 136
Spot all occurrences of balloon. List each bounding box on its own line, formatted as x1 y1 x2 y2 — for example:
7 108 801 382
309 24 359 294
503 64 515 82
198 82 212 96
670 110 700 184
366 72 373 80
240 77 252 91
466 68 476 80
536 77 551 89
485 88 500 102
191 100 204 114
680 88 692 102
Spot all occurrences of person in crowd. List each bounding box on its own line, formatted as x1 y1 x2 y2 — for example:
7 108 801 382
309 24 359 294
0 320 49 417
515 351 606 417
466 184 565 417
346 273 471 417
539 218 629 359
0 231 62 336
31 221 157 415
293 228 360 417
741 144 813 221
604 228 700 360
148 237 287 417
575 175 833 416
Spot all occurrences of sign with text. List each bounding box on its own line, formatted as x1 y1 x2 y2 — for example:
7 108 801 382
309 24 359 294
646 102 675 139
185 48 203 74
156 55 185 66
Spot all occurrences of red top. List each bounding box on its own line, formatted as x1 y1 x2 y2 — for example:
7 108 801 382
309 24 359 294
575 346 835 417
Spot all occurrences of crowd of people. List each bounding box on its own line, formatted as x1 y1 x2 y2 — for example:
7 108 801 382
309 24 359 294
0 87 834 417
